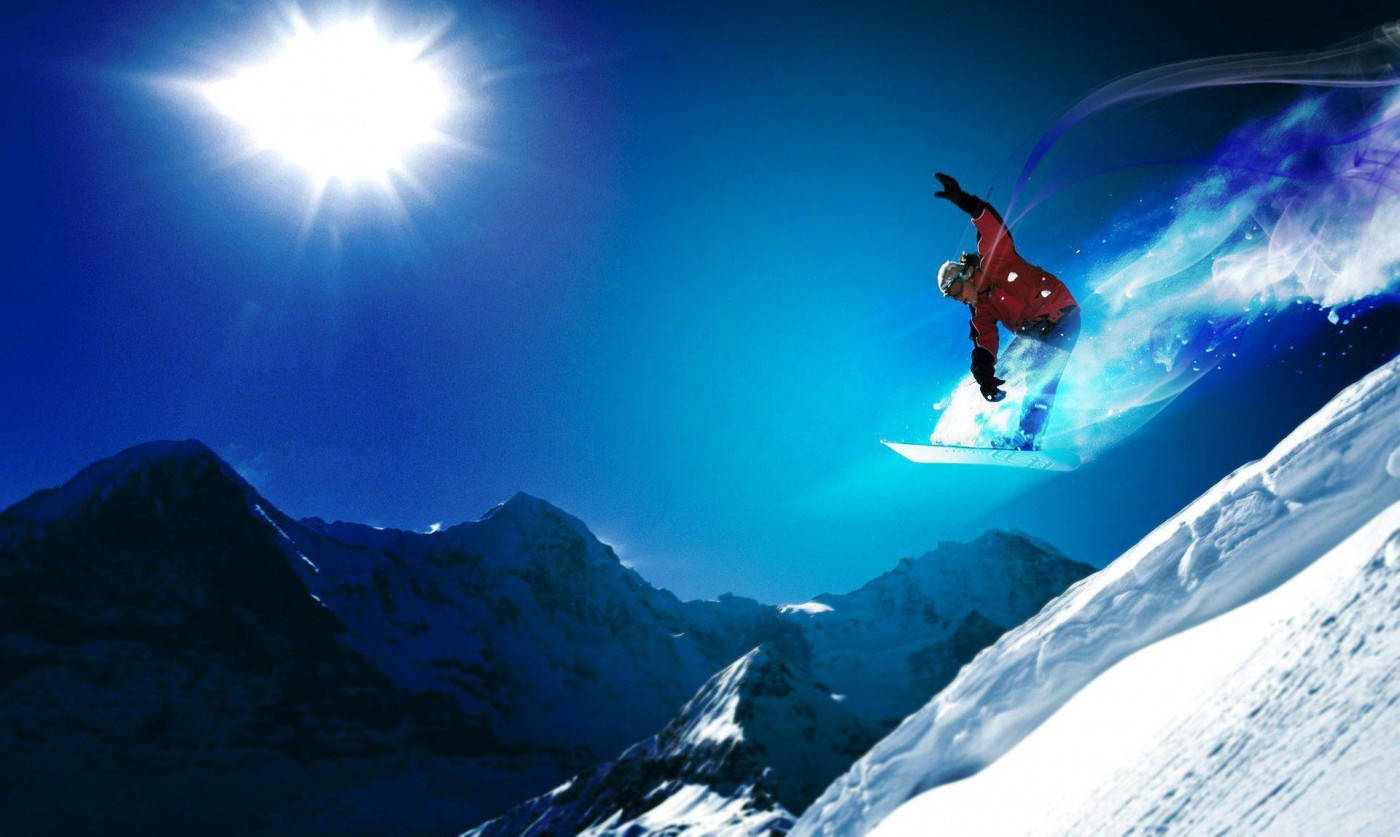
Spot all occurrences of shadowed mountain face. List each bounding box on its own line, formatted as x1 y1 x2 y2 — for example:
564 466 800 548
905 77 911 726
2 442 347 670
0 442 501 835
0 441 1092 836
0 442 792 834
288 493 755 760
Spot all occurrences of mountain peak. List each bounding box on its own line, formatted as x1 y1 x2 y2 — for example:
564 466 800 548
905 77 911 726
654 644 876 804
467 643 876 837
970 527 1064 555
691 641 873 775
480 491 579 527
881 531 1069 580
661 646 764 751
109 438 217 460
467 491 618 564
838 531 1090 616
2 439 245 528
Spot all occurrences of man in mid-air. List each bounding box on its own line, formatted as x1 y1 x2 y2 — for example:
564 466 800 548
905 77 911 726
932 172 1080 450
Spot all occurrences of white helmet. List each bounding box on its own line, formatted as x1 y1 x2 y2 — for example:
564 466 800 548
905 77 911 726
938 259 973 297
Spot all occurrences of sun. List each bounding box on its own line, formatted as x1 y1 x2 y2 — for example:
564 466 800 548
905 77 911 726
204 13 455 188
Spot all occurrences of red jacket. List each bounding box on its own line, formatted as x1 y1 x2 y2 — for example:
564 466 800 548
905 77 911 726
968 208 1076 358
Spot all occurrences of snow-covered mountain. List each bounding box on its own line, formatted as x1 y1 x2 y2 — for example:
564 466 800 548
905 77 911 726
791 531 1090 727
0 444 764 831
459 539 1091 836
465 646 877 837
0 437 1092 835
794 354 1400 836
287 493 738 761
286 478 1090 793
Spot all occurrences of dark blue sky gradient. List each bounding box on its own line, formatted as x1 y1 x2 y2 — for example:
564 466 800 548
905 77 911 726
3 0 1399 601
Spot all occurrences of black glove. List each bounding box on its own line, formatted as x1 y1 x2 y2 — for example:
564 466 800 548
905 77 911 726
970 347 1006 403
934 172 963 198
934 172 984 217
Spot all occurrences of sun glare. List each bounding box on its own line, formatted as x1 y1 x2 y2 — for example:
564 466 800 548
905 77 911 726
204 14 455 188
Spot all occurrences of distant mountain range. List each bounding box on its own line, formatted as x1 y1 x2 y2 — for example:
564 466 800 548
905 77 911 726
0 440 1090 835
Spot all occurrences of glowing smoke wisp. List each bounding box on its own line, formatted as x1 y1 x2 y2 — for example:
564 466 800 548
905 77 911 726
931 24 1400 459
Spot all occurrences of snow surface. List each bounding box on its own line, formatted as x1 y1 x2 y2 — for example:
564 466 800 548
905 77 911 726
874 500 1400 836
794 354 1400 835
673 649 752 747
253 503 320 573
779 602 834 615
577 782 788 837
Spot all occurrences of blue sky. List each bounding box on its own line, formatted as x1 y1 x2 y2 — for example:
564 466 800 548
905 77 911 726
3 0 1399 601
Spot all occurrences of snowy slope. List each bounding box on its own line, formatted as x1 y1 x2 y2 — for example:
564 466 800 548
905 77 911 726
794 354 1400 835
463 646 876 837
873 500 1400 836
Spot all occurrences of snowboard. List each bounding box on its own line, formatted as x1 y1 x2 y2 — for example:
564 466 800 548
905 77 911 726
881 440 1080 472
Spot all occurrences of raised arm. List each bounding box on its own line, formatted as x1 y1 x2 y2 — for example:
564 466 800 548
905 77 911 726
935 172 1014 267
934 172 996 220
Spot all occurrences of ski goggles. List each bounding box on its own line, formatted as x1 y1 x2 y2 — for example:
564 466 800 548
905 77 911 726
938 260 975 297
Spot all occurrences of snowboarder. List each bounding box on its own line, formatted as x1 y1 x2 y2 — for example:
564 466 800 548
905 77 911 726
933 172 1080 449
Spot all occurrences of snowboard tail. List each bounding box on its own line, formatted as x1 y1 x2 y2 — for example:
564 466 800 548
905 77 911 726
882 441 1080 471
